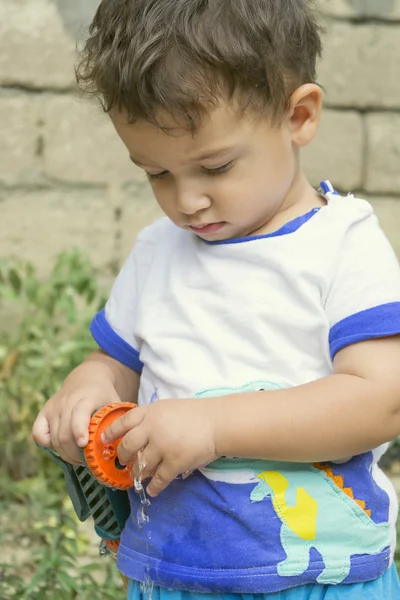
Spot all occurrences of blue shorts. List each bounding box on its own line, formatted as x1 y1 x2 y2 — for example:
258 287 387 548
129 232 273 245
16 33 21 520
127 563 400 599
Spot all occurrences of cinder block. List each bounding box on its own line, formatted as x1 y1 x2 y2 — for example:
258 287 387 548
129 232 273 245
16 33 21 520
0 95 42 185
302 109 363 191
319 22 400 108
319 0 400 20
365 114 400 194
43 96 140 185
0 187 117 276
0 0 77 89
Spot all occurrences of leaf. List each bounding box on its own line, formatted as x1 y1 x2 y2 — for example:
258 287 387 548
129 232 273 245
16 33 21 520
0 250 127 596
56 572 76 593
8 268 22 295
0 350 19 379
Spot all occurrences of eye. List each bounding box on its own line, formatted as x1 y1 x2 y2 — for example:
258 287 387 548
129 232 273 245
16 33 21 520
202 161 234 176
146 171 169 181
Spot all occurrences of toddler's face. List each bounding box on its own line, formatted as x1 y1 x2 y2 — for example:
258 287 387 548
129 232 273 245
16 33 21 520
111 102 302 241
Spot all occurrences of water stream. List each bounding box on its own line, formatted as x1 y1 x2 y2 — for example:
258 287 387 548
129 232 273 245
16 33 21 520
135 453 154 600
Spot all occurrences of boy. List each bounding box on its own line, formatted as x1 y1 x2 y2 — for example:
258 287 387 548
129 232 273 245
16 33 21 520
33 1 400 598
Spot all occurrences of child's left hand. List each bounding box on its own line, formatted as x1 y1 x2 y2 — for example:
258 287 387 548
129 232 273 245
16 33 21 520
101 398 219 497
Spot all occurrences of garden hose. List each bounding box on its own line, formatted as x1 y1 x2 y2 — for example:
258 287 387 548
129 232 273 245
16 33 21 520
83 402 136 490
39 402 137 553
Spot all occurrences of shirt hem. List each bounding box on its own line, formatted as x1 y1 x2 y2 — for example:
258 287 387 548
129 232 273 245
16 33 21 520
116 546 391 594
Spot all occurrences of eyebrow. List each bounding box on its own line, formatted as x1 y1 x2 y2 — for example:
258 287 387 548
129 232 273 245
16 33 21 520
129 146 234 168
190 147 233 161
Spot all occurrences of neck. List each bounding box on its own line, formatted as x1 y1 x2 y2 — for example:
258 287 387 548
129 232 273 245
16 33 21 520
256 168 325 237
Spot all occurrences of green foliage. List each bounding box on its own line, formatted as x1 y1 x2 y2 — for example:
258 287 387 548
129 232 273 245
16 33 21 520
0 250 105 481
0 250 123 599
379 438 400 470
0 496 123 600
397 528 400 573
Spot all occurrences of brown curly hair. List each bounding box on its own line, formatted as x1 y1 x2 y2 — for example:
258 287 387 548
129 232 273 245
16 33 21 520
76 0 323 130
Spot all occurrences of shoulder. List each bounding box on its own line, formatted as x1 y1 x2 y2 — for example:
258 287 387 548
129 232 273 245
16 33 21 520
312 191 386 247
318 191 399 272
320 192 374 224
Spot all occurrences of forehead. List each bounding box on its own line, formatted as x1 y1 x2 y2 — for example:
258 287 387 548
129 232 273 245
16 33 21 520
110 104 262 166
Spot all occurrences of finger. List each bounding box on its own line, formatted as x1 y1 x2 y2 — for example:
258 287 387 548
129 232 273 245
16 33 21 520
70 397 107 448
117 427 149 466
50 416 82 465
58 412 84 465
102 406 144 444
59 449 82 466
32 413 51 447
49 417 61 456
146 463 179 497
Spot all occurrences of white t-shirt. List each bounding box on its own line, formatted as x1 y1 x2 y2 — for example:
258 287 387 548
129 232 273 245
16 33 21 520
90 182 400 593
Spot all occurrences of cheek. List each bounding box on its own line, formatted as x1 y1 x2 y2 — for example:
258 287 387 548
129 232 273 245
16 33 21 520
264 144 293 176
248 157 291 195
256 147 295 197
151 184 176 214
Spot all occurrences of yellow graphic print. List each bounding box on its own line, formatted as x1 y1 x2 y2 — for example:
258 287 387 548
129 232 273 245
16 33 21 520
252 462 391 584
258 471 318 541
197 382 390 584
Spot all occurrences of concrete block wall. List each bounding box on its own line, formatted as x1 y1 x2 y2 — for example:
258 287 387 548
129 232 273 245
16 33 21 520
0 0 399 275
303 0 400 256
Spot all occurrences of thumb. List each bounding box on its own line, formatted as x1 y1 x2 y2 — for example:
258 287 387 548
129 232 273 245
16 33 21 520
32 413 51 447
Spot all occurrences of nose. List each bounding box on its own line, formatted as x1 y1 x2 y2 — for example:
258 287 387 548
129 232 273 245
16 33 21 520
176 182 211 215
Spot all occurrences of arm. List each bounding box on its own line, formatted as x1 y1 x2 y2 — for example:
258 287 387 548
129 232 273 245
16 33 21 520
77 349 140 402
213 336 400 462
32 349 140 464
104 336 400 497
33 230 151 464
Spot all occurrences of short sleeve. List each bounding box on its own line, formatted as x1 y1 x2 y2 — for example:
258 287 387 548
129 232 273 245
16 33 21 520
90 221 164 372
325 207 400 360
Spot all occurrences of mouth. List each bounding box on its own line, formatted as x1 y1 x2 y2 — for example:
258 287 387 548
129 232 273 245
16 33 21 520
189 222 226 235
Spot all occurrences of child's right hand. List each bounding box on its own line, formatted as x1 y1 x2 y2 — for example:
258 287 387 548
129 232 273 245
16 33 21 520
32 380 122 465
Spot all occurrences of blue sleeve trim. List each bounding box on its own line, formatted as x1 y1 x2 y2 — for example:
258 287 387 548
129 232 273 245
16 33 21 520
90 308 143 373
329 302 400 360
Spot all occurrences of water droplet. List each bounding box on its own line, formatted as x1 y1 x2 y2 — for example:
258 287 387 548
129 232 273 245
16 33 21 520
137 506 150 528
134 477 143 492
102 444 116 460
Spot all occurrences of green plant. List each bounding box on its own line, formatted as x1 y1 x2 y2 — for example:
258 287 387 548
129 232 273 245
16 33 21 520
0 496 123 599
0 250 106 481
397 539 400 573
379 438 400 470
0 250 124 598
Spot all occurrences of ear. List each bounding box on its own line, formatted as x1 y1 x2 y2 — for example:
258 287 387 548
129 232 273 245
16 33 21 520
288 84 323 148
